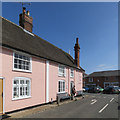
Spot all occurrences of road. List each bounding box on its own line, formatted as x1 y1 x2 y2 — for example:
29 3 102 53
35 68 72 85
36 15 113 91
20 93 119 118
20 93 118 118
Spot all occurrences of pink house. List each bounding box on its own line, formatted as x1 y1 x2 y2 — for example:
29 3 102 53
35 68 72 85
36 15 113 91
0 7 85 114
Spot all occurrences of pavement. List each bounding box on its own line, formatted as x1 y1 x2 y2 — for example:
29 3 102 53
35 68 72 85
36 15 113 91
3 93 119 119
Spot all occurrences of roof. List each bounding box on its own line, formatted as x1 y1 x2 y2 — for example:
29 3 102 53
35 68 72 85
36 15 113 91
87 70 120 77
1 17 84 71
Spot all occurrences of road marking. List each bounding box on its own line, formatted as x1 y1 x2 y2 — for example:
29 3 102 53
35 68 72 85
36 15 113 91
91 99 97 105
110 98 114 102
104 97 106 98
99 104 109 113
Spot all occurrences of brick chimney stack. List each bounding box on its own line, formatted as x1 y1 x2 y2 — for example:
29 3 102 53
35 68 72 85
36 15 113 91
19 7 33 32
74 38 80 67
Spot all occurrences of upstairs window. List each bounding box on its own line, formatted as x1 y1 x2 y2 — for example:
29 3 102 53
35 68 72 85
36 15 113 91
13 52 32 72
58 65 66 77
70 68 74 78
13 77 31 100
58 80 65 93
89 77 93 82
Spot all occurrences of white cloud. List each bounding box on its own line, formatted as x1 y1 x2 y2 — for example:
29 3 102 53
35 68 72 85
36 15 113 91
97 64 106 67
96 64 117 71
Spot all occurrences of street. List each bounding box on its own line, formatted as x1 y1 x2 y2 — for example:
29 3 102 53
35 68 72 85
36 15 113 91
16 93 119 118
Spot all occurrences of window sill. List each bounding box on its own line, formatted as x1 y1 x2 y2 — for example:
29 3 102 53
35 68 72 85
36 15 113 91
58 75 66 77
12 96 31 101
57 91 66 94
13 68 32 73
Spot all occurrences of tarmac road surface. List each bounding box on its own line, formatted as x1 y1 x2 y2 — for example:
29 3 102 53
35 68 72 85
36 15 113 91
20 93 119 118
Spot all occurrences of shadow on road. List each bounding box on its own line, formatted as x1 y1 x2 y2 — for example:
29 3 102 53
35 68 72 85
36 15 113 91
0 114 11 119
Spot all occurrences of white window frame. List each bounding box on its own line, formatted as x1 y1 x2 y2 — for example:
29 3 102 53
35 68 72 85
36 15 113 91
13 52 32 73
58 80 65 93
12 77 31 100
89 77 93 82
58 65 66 77
70 68 74 78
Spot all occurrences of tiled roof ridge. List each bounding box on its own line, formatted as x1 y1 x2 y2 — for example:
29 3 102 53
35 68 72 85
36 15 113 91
2 16 85 71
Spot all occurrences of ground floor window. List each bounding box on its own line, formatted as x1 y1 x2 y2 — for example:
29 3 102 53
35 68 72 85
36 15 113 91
58 80 65 93
13 77 31 100
104 82 119 88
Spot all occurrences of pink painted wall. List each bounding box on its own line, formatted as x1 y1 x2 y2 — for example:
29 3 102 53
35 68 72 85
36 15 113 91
2 48 46 112
75 70 83 93
49 62 58 101
2 47 83 113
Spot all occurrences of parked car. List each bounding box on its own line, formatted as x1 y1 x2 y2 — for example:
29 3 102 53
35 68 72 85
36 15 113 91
88 87 99 93
103 86 119 94
82 88 86 92
118 87 120 93
88 86 104 93
97 87 104 93
83 87 89 92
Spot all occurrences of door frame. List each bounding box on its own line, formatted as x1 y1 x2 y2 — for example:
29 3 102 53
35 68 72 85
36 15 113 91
0 77 5 114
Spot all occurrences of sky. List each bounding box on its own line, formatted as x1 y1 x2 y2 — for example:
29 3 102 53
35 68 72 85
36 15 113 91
2 2 118 74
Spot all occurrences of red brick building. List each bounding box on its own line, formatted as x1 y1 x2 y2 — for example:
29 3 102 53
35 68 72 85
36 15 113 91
84 70 120 88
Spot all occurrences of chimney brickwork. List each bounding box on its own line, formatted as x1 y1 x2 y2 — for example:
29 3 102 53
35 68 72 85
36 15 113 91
74 38 80 67
19 7 33 33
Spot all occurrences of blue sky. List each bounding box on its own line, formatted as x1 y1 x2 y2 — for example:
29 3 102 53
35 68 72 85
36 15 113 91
2 2 118 74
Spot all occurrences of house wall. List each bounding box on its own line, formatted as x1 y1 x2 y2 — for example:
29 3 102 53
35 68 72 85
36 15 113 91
2 47 46 112
85 76 119 88
2 47 83 113
75 70 83 92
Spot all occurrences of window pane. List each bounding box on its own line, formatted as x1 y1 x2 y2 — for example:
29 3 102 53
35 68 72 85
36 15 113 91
23 56 26 60
63 82 65 91
15 53 18 58
59 81 61 92
19 65 22 69
14 64 18 68
23 87 25 95
26 62 30 65
26 87 29 96
20 87 22 96
23 61 25 65
13 87 19 98
14 80 19 84
26 66 29 70
26 80 29 84
14 59 18 63
20 80 24 84
19 60 22 64
23 66 25 70
19 55 22 59
14 53 31 71
13 78 30 99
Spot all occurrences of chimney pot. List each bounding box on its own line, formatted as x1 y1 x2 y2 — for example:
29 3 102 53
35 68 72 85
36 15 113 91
26 11 30 16
19 7 33 33
76 38 79 44
23 7 26 14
